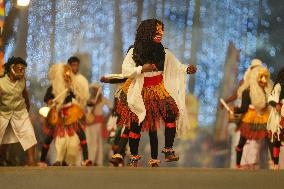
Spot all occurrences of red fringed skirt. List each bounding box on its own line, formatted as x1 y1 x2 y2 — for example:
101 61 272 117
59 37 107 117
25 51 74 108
239 107 269 140
115 74 179 131
43 104 86 137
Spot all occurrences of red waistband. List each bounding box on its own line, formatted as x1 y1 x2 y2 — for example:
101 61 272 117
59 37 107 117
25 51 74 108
143 74 163 87
94 115 104 123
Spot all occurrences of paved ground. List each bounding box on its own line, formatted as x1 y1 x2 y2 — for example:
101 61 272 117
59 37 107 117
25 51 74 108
0 167 284 189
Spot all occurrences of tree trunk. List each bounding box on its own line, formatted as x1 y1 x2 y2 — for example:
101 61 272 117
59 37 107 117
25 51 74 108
136 0 144 28
49 0 56 65
180 0 190 63
149 0 157 18
12 6 29 59
161 0 165 20
188 0 201 92
256 0 263 55
213 42 240 141
112 0 123 74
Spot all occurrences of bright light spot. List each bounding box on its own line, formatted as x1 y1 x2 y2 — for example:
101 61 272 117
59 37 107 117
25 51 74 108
17 0 30 6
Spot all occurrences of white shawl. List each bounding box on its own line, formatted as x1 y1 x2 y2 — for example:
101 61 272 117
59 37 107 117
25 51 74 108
48 63 90 109
122 48 189 136
267 83 283 141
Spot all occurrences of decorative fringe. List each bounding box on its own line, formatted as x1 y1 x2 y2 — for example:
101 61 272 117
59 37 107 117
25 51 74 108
115 90 139 127
268 129 284 142
239 108 270 140
240 122 267 140
241 107 270 124
114 76 179 131
43 119 86 138
141 81 179 131
43 104 86 137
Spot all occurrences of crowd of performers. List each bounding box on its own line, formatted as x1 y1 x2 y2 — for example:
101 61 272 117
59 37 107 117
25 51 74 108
0 18 284 169
223 59 284 170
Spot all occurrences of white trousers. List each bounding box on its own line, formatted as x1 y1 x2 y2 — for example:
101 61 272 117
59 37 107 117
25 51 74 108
229 124 260 167
86 124 103 165
54 132 81 165
0 110 37 151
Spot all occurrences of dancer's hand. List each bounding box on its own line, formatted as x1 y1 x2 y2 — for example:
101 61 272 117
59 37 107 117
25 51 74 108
100 76 110 83
229 106 235 113
47 100 53 106
276 104 281 113
220 101 225 109
187 64 197 74
142 64 155 73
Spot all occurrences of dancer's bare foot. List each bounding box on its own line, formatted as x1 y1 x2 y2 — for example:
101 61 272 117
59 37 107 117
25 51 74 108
53 161 62 166
81 159 92 166
268 160 274 169
26 146 36 166
37 161 47 167
272 164 280 170
235 164 242 169
26 160 36 166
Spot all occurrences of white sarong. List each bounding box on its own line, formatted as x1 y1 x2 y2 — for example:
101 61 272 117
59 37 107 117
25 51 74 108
0 110 37 151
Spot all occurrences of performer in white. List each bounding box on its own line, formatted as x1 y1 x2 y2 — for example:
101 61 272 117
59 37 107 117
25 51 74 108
39 56 91 166
233 59 272 169
223 60 265 169
85 83 112 166
267 67 284 170
0 57 37 166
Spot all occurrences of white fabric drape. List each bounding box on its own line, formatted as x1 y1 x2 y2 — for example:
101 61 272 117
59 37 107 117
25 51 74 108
267 83 282 141
122 48 189 136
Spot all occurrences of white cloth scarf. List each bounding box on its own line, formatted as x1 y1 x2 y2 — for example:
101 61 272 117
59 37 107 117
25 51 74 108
122 48 189 136
267 83 283 141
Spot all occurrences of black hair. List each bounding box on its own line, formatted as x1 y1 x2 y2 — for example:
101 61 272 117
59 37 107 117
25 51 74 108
127 45 134 53
132 19 165 70
4 56 27 74
274 67 284 87
67 56 80 64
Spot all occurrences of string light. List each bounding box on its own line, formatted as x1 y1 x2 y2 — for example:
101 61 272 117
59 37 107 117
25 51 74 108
24 0 270 126
17 0 30 7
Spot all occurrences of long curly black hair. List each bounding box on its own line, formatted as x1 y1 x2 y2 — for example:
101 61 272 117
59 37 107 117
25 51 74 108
274 67 284 87
4 56 27 74
133 19 165 70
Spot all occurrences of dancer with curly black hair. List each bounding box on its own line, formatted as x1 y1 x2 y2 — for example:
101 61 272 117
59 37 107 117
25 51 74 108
114 19 197 167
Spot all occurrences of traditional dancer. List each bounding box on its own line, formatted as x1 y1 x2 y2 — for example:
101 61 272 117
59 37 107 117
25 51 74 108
233 59 272 169
100 74 133 167
0 57 37 166
114 19 196 167
225 81 268 168
85 83 112 166
267 67 284 170
39 57 91 166
106 84 128 167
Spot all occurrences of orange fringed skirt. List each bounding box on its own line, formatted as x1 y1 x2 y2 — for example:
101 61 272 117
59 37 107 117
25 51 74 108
115 74 179 131
43 104 86 137
239 107 269 140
